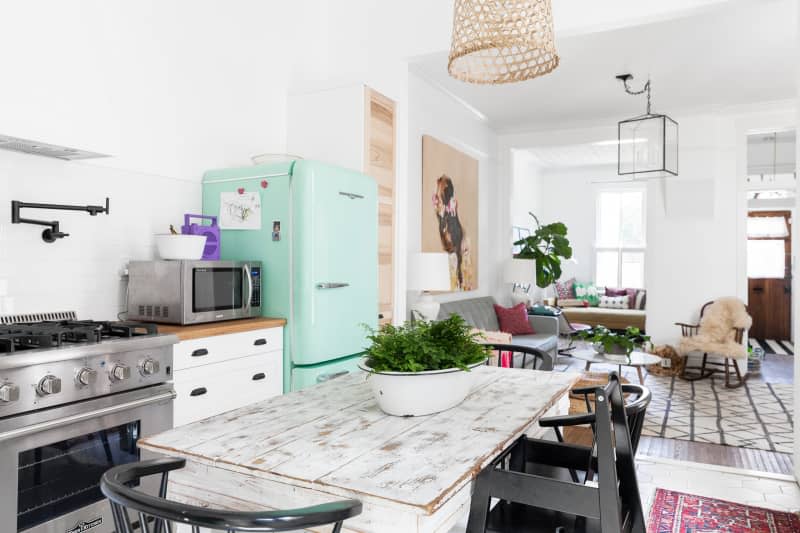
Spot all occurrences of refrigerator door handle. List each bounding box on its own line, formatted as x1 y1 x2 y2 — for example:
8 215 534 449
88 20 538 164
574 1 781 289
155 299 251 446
316 282 350 289
317 370 350 383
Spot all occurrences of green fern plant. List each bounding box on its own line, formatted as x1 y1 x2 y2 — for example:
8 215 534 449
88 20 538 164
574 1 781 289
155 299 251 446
364 315 490 373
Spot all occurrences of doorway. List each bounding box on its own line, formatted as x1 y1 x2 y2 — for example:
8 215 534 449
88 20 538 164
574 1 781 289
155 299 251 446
745 130 796 376
747 209 792 342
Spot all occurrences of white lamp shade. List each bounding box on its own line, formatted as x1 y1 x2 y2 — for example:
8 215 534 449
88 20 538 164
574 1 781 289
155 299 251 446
408 253 451 291
504 258 535 284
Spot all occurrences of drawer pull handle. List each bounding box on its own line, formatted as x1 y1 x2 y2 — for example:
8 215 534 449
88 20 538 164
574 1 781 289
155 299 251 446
191 348 209 357
190 387 207 397
253 338 267 346
252 372 266 381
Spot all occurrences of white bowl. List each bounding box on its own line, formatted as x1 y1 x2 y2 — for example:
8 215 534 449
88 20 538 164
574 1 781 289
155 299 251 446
155 234 207 260
358 359 485 416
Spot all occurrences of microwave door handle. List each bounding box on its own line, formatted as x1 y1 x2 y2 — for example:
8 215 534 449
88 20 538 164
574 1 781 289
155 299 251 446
243 264 253 311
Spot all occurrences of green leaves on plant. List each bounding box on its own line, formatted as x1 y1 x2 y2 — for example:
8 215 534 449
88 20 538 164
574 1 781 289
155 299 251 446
364 315 490 373
577 326 651 356
514 213 573 289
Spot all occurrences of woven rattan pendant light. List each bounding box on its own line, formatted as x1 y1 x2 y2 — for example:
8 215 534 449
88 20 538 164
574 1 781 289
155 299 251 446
448 0 560 84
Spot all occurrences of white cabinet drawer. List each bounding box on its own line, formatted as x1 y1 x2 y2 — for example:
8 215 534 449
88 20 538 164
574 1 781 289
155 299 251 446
173 352 282 426
173 327 282 371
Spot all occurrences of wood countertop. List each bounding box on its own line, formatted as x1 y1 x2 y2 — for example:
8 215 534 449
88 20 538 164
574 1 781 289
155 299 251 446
156 317 286 341
139 367 579 530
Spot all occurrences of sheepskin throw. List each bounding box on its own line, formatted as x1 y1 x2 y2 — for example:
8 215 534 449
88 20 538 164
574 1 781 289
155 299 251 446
678 298 752 359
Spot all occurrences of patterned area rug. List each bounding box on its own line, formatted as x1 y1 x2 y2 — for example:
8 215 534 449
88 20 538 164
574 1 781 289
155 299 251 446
647 488 800 532
554 340 794 454
641 375 794 454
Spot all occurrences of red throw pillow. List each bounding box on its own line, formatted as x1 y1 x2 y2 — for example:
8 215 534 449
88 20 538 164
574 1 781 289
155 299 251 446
493 303 535 335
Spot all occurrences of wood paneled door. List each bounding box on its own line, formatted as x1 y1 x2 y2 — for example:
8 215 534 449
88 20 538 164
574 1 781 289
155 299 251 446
364 88 396 326
747 210 792 340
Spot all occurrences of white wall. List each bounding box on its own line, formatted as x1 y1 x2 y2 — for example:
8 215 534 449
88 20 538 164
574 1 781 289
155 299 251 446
0 151 199 319
405 72 503 316
0 1 298 181
794 4 799 483
536 165 617 286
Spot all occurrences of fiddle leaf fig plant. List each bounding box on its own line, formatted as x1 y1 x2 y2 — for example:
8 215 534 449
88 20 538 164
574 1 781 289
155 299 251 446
513 212 573 289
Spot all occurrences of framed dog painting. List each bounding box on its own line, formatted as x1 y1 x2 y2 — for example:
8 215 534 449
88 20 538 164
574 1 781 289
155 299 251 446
422 135 478 291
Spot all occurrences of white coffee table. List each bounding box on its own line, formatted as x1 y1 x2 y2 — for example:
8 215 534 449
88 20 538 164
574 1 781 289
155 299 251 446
570 349 662 384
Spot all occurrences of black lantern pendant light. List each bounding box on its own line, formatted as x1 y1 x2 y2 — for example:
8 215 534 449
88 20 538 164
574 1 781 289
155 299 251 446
616 74 678 177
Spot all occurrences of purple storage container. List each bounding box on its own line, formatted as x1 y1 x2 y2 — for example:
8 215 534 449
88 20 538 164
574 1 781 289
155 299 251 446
181 214 220 260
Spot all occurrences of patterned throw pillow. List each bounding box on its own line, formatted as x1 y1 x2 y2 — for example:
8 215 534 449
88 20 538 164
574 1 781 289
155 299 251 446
598 295 629 309
635 289 647 310
555 277 576 300
574 282 601 306
606 287 637 309
493 303 536 335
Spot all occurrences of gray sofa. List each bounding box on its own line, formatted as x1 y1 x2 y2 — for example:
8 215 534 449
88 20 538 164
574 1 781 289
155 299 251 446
437 296 559 361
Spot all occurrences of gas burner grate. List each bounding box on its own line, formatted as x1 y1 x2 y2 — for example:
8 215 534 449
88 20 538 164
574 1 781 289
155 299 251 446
0 319 159 353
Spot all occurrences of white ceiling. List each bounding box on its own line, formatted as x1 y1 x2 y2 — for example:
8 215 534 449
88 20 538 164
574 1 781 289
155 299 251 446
410 0 797 133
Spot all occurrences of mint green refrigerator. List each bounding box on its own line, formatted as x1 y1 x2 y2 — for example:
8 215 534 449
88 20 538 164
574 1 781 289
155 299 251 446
202 160 377 392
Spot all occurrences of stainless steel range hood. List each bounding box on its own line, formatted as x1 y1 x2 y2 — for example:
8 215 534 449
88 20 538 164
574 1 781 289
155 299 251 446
0 134 108 160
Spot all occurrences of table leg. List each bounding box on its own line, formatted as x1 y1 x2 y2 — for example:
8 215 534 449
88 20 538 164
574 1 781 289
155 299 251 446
636 366 645 384
584 361 591 371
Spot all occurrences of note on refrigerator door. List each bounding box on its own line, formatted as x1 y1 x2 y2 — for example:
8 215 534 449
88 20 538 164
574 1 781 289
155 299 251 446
219 191 261 230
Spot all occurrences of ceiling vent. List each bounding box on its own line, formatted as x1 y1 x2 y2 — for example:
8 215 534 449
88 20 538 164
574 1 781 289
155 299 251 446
0 134 108 160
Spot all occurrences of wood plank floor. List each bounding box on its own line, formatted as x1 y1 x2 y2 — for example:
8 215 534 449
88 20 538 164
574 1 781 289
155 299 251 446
637 436 794 476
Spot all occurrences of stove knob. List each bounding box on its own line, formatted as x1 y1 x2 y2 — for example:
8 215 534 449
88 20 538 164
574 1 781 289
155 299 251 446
37 375 62 396
76 367 98 387
110 364 131 382
139 358 160 376
0 383 20 403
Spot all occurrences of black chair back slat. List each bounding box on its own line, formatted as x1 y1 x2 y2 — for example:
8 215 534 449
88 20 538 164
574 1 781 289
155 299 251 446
481 343 554 371
101 458 362 532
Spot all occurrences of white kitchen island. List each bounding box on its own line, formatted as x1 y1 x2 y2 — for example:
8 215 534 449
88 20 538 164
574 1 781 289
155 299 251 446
139 366 580 533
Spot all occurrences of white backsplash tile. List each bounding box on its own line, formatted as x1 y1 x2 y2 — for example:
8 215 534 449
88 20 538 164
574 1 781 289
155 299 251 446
0 150 200 319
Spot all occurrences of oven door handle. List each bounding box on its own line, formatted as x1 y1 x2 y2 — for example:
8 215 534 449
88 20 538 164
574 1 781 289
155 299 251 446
0 390 176 443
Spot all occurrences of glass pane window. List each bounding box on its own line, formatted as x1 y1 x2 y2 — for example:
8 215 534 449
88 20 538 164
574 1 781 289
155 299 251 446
596 190 645 247
747 217 789 238
595 188 646 288
747 240 785 278
620 252 645 289
595 250 619 288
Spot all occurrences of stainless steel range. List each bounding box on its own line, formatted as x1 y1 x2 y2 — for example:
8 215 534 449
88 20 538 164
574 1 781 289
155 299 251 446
0 312 177 533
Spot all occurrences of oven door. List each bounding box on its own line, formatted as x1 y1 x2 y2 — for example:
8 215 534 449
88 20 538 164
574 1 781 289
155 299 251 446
0 383 174 533
182 261 258 324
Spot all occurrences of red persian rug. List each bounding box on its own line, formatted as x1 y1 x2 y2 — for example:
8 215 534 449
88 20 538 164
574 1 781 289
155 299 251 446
648 488 800 532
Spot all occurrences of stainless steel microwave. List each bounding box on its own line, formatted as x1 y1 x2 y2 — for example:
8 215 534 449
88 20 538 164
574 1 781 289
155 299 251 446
127 260 262 324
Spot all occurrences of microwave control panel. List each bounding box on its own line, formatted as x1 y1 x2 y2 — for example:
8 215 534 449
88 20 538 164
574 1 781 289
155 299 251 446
251 266 261 307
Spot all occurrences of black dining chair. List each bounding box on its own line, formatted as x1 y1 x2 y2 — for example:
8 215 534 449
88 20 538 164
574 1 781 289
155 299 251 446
482 343 554 371
101 457 362 533
466 373 645 533
540 383 652 451
538 383 651 484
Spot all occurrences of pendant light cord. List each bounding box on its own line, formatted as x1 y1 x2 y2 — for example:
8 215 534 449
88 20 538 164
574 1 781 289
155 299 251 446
619 76 652 115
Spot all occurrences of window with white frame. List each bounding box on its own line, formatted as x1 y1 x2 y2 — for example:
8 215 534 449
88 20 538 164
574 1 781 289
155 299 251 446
595 188 646 288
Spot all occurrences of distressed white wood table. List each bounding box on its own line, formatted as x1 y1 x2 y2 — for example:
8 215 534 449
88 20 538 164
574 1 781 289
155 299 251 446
139 366 580 533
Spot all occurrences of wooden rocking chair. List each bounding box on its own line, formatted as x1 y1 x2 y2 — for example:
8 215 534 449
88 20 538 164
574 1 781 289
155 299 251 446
675 300 750 389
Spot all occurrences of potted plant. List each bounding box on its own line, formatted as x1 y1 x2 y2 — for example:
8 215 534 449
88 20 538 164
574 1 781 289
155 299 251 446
513 212 573 289
577 326 651 363
359 315 490 416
